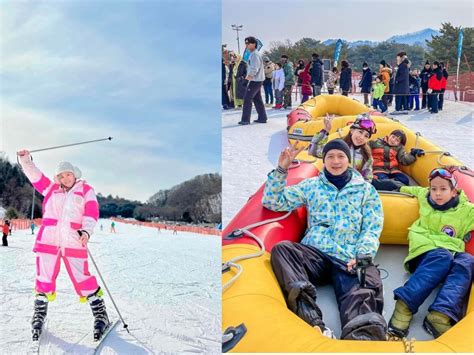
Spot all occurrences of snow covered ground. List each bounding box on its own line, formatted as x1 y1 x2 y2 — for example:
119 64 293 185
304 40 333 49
0 220 220 354
222 95 473 226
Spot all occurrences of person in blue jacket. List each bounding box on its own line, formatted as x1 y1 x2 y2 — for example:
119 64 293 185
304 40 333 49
264 139 387 341
408 69 421 111
359 62 372 105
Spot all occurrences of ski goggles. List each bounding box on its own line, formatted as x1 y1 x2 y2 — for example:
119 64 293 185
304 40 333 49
350 117 377 135
429 168 457 187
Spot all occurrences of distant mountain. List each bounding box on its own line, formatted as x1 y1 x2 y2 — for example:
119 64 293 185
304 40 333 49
386 28 439 47
323 39 377 48
322 28 439 48
148 173 221 223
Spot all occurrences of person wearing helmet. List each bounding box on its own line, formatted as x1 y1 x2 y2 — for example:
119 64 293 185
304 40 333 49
309 113 376 182
16 150 111 342
387 168 474 339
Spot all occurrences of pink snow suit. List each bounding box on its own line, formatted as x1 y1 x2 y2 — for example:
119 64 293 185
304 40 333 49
20 156 100 298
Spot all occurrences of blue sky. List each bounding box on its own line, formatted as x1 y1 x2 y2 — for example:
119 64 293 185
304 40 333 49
1 0 221 201
223 0 473 52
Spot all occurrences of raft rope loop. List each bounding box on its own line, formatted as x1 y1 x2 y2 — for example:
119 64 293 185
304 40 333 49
222 211 292 291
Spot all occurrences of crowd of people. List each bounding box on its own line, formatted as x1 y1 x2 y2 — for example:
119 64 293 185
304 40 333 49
222 43 450 122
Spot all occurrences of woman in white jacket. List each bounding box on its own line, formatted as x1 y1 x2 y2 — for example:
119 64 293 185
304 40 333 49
272 62 285 109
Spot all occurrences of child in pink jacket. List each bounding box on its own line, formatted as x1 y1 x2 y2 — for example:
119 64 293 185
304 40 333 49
17 150 110 342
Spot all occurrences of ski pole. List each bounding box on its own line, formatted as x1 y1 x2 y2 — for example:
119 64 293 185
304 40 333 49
87 248 130 333
29 137 113 153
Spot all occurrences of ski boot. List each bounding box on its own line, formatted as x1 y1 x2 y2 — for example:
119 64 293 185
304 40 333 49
387 299 412 339
87 287 111 341
423 311 452 338
31 294 48 341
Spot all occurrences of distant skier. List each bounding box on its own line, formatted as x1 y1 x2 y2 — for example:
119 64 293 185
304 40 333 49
2 220 10 246
157 226 161 233
110 221 116 233
17 150 111 342
31 221 36 235
173 226 178 235
100 224 104 232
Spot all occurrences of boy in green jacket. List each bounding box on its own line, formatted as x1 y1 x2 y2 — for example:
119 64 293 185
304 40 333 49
372 75 387 113
387 168 474 339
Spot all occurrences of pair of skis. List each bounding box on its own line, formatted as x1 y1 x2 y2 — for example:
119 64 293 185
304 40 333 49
30 319 121 354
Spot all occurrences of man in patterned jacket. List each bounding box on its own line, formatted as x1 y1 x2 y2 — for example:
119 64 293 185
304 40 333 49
263 139 386 340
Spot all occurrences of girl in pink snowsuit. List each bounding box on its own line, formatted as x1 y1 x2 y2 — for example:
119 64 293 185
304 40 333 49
18 150 110 341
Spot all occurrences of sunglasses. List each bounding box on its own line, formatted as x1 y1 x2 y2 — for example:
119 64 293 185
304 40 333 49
429 168 457 187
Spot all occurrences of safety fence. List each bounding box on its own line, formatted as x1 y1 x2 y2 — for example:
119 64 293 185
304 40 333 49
0 218 41 231
0 218 221 236
110 217 221 236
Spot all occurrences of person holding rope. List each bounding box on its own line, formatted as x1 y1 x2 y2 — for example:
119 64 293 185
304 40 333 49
17 150 111 342
264 139 386 340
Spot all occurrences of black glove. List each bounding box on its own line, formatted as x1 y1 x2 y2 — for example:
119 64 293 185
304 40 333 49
77 230 90 239
410 148 425 157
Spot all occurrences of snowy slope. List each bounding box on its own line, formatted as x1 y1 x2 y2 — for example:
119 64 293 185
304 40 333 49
222 96 473 227
0 220 220 354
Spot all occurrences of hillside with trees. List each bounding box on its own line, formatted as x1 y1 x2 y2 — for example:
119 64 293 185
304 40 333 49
262 23 472 74
0 154 221 223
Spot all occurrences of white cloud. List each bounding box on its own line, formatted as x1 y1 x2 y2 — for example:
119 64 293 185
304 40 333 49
1 103 216 201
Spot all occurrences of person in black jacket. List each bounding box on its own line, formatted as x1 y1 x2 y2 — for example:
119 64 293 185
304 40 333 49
359 62 372 105
419 61 431 109
222 58 230 110
438 62 449 111
339 60 352 96
310 53 324 96
393 52 410 112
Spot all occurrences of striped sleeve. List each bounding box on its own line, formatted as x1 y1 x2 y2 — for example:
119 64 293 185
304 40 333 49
82 184 99 236
19 155 54 197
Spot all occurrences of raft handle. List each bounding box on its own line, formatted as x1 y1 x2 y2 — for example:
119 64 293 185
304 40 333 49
222 324 247 353
224 229 245 240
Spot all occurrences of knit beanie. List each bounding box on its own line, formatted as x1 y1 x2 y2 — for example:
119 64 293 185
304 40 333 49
55 161 82 179
322 139 352 162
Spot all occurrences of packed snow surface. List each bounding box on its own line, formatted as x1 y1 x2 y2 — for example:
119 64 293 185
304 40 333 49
0 220 220 354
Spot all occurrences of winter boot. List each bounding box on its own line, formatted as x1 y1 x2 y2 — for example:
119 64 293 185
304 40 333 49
87 287 111 341
387 299 412 339
423 311 452 338
287 281 326 331
31 294 48 341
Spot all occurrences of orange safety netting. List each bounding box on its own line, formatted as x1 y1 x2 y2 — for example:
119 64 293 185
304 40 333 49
0 218 221 236
0 218 41 230
110 217 221 236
